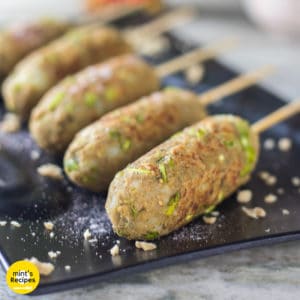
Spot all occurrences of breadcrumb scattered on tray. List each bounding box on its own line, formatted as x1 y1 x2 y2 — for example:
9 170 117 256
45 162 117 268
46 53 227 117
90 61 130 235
48 251 61 259
278 137 292 152
44 221 54 231
291 177 300 187
110 244 120 257
30 150 40 160
282 209 290 216
27 257 55 276
83 229 92 240
135 241 157 251
185 64 205 85
37 164 63 180
242 206 266 219
263 138 275 150
10 220 21 228
0 113 21 133
65 265 71 271
264 194 278 204
203 216 217 225
237 190 253 203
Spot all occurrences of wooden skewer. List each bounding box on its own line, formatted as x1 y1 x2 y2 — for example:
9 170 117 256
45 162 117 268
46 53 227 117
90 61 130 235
78 4 144 26
252 100 300 134
155 38 238 78
198 65 276 106
124 7 195 39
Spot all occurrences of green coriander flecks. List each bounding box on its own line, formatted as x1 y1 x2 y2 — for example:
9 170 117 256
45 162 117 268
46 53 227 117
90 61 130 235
223 140 235 147
65 157 79 172
130 204 138 218
84 92 98 107
157 156 174 183
49 92 65 111
104 86 119 102
236 120 257 177
144 231 159 240
165 192 180 216
126 168 152 175
109 130 132 152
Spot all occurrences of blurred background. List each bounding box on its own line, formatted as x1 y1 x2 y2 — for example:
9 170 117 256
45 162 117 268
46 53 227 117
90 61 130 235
0 0 299 99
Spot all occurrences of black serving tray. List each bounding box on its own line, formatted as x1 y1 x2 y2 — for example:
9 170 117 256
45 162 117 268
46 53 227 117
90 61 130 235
0 11 300 296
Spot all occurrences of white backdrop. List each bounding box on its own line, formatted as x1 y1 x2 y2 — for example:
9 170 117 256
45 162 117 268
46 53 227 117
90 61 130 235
0 0 83 24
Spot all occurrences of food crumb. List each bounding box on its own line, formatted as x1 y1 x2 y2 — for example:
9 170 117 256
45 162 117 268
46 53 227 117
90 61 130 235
27 257 55 276
258 171 270 181
278 137 292 152
135 241 157 251
49 232 55 239
185 64 205 85
277 188 285 195
83 229 92 240
291 177 300 187
44 221 54 231
211 211 220 217
263 138 275 150
65 265 71 272
242 206 266 219
237 190 253 203
37 164 63 180
264 194 278 204
282 209 290 216
0 221 7 226
137 36 170 56
48 251 61 259
30 150 40 161
265 228 271 233
0 113 21 133
10 221 21 228
110 244 120 256
266 175 277 186
203 216 217 225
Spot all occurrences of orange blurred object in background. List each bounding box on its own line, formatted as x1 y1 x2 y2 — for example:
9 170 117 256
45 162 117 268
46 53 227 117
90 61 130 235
85 0 164 14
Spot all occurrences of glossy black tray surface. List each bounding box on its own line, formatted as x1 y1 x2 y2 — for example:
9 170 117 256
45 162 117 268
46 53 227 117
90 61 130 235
0 12 299 296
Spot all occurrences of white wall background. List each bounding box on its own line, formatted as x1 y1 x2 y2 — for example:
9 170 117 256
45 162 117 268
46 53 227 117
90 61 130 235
0 0 84 24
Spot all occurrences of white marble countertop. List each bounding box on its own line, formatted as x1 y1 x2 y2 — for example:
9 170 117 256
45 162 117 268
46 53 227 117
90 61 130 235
1 11 300 300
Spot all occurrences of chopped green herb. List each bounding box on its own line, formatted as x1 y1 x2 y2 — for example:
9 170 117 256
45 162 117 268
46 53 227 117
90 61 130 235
224 140 234 147
185 214 194 222
121 116 132 123
135 114 144 124
127 168 152 175
104 86 119 102
13 84 21 93
122 139 131 151
164 86 181 92
158 163 168 183
240 145 256 177
165 192 180 216
130 205 138 218
109 130 131 152
204 205 216 214
217 191 224 202
49 92 65 111
65 103 74 113
144 231 159 240
109 130 121 139
236 120 257 177
196 128 206 139
45 53 58 63
65 158 79 172
84 92 98 107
